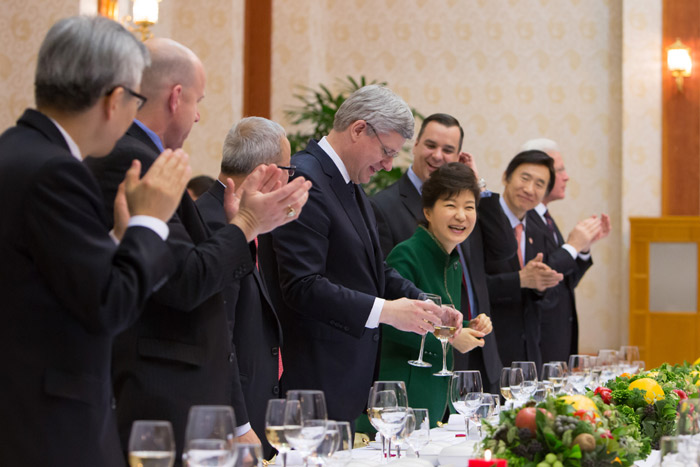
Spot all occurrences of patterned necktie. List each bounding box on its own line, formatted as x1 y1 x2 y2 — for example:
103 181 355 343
514 223 524 268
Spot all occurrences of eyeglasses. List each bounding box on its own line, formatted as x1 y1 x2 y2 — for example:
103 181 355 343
365 121 399 159
106 85 148 110
278 165 296 177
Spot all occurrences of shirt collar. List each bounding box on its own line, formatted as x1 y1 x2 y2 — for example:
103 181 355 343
133 119 165 152
47 117 81 161
499 194 527 229
407 165 423 193
318 136 351 184
534 202 547 223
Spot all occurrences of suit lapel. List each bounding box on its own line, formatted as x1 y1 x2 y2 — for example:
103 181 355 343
527 210 559 251
398 173 424 222
306 142 380 284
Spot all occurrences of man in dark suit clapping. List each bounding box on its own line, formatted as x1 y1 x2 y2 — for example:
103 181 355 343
196 117 292 457
86 38 311 462
0 16 191 466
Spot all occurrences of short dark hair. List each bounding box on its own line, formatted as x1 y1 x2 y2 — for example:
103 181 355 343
187 175 215 198
504 150 555 194
422 162 480 211
416 113 464 152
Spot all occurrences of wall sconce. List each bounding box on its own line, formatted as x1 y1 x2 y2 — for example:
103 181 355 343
668 38 692 93
132 0 161 42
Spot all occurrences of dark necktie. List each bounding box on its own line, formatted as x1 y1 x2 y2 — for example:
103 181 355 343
543 210 558 244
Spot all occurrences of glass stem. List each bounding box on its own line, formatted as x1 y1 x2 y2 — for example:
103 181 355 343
441 340 448 372
386 438 392 463
417 335 427 362
381 435 386 462
464 416 470 438
282 451 287 467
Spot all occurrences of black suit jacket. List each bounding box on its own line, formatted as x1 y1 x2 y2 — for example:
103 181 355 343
370 173 514 392
0 110 174 466
86 123 253 463
196 181 282 458
270 140 422 423
526 209 593 361
482 193 552 371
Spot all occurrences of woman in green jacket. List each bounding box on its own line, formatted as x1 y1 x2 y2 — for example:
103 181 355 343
379 162 491 428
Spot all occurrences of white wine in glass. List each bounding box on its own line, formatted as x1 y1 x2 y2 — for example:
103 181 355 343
433 304 459 377
265 399 290 467
408 293 441 368
128 420 175 467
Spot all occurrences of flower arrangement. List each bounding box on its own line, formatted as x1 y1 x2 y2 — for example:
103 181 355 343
478 394 648 467
602 362 699 448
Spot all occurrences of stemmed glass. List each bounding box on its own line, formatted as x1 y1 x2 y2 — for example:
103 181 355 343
510 362 537 404
328 421 353 467
450 370 483 438
597 349 619 383
433 304 460 377
619 345 640 374
365 389 386 460
314 420 340 465
182 405 237 467
405 409 430 458
233 444 263 467
394 409 414 459
368 381 409 463
471 393 496 438
265 399 291 467
542 363 564 394
568 355 591 394
549 361 570 393
284 400 327 467
408 293 441 367
128 420 176 467
499 367 514 409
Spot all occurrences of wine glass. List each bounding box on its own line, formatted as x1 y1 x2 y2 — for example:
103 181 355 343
619 345 640 374
233 444 263 467
368 381 408 463
511 361 537 402
284 400 327 467
568 355 591 394
405 409 430 458
329 421 353 467
128 420 176 467
314 420 340 465
182 405 237 467
433 304 459 377
265 399 291 467
499 367 514 409
549 361 570 393
597 349 619 383
394 409 414 459
490 393 502 419
532 381 550 402
286 390 328 421
365 388 386 460
541 363 564 394
633 360 645 373
450 370 483 437
471 393 496 438
408 293 441 367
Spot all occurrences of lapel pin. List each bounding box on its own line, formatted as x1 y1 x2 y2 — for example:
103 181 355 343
528 237 533 244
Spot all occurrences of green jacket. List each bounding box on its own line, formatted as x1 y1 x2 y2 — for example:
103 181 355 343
381 226 463 428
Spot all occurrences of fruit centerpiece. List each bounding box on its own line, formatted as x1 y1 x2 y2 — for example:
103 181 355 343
478 394 648 466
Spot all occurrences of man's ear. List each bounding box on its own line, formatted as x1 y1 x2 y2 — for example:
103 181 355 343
348 119 367 142
103 86 124 120
168 84 183 114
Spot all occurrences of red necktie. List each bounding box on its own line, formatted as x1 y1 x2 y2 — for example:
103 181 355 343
514 223 524 268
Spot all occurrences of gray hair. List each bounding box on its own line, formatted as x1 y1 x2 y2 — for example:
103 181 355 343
333 85 415 140
221 117 287 175
35 15 149 112
521 138 560 154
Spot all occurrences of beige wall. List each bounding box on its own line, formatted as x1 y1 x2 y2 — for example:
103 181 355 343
0 0 663 354
272 0 662 353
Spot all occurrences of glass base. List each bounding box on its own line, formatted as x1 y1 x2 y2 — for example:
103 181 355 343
408 360 432 368
433 369 453 376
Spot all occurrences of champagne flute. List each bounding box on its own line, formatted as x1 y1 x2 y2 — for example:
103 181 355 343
233 444 263 467
450 370 483 437
265 399 291 467
433 304 459 377
499 367 514 409
182 405 237 467
405 408 430 458
368 381 408 463
408 293 441 367
128 420 176 467
329 421 353 467
284 401 326 467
